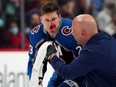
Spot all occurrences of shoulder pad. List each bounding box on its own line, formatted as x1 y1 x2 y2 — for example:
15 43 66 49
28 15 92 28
61 26 72 36
31 25 40 35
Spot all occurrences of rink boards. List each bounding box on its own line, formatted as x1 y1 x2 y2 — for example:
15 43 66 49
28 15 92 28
0 51 54 87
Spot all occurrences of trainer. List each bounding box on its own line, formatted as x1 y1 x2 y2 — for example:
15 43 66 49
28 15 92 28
46 14 116 87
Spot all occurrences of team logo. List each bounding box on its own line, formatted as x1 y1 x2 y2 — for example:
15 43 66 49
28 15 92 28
62 26 72 36
31 25 40 34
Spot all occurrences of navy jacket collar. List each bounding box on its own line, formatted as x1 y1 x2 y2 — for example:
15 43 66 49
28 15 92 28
86 32 111 45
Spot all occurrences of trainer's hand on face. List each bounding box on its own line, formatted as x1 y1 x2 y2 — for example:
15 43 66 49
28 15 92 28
46 44 57 60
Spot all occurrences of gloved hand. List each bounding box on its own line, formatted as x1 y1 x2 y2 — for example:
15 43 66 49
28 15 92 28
46 44 57 60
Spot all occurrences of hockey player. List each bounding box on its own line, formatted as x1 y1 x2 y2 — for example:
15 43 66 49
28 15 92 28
27 1 86 87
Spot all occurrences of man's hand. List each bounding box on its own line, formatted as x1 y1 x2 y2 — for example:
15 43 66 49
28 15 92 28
46 44 57 60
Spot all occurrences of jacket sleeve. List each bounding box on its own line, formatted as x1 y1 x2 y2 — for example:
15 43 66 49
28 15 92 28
50 50 97 80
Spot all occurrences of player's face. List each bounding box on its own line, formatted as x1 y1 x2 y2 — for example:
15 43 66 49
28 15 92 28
41 11 61 34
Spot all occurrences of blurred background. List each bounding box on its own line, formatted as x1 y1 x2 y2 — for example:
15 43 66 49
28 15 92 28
0 0 116 87
0 0 116 50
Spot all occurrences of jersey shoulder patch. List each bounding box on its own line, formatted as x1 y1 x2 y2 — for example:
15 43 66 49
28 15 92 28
61 26 72 36
31 25 40 34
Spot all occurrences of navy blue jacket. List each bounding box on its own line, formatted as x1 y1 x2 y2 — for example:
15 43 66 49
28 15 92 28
50 32 116 87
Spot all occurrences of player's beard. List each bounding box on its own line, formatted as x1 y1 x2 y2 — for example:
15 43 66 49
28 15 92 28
50 28 56 33
48 28 58 38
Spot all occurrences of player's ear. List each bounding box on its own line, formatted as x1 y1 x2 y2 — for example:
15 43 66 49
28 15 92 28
58 14 61 19
81 29 86 37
